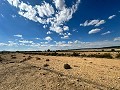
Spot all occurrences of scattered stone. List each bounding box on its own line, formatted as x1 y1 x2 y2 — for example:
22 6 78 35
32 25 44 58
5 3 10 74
57 84 60 86
46 59 50 61
89 62 93 63
39 68 41 70
64 64 71 69
9 61 15 63
43 73 46 75
76 79 80 82
36 57 41 60
74 65 79 67
43 64 49 67
118 77 120 79
110 67 113 69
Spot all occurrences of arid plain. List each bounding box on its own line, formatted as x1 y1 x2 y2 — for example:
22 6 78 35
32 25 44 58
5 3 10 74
0 51 120 90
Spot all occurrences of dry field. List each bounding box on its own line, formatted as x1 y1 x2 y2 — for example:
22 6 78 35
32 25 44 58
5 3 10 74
0 53 120 90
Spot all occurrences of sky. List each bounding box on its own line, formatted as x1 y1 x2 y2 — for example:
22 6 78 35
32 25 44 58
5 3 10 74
0 0 120 51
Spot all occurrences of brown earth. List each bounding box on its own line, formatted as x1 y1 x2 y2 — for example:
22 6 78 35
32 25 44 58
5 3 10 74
0 53 120 90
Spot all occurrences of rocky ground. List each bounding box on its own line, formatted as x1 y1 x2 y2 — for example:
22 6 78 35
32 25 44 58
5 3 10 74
0 53 120 90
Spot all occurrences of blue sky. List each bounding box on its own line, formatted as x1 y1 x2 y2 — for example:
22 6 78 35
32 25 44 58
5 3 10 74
0 0 120 51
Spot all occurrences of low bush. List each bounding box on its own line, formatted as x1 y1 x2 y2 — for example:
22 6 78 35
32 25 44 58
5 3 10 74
43 64 49 67
87 53 113 59
71 52 80 56
116 53 120 59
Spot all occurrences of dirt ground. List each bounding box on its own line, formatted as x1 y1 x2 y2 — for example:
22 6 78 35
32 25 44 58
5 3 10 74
0 53 120 90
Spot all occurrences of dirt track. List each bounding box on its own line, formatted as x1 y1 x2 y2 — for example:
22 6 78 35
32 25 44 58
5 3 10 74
0 53 120 90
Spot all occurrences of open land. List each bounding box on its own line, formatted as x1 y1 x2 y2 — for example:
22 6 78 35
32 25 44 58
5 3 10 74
0 49 120 90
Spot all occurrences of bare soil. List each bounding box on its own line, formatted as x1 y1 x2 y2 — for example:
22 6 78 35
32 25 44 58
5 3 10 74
0 53 120 90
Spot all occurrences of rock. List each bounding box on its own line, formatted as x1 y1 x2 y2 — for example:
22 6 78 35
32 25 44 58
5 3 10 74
64 64 71 69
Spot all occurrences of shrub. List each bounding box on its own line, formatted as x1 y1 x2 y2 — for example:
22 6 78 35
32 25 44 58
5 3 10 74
116 53 120 59
87 53 113 59
11 56 16 59
0 57 2 62
64 64 71 69
71 52 80 56
28 56 32 59
111 49 115 52
51 52 58 56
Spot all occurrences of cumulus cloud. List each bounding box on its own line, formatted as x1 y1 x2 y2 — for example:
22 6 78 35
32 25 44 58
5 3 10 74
108 15 116 20
7 0 80 35
114 37 120 41
88 28 101 34
45 36 52 41
80 19 105 27
101 31 111 35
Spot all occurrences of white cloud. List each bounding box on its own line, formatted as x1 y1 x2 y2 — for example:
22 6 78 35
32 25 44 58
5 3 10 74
53 0 65 10
35 2 55 17
47 31 52 34
19 40 33 44
80 19 105 27
88 28 101 34
61 35 69 39
108 15 116 20
114 37 120 41
45 36 52 41
101 31 111 35
63 26 69 31
7 0 20 7
95 20 105 26
14 34 22 38
0 43 7 46
1 14 4 18
68 33 72 36
12 14 16 18
35 38 41 40
7 0 80 35
43 25 47 29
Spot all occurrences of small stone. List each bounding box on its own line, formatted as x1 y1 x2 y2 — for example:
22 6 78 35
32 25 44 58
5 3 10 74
89 62 92 63
46 59 50 61
57 84 60 86
118 77 120 79
76 79 79 82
